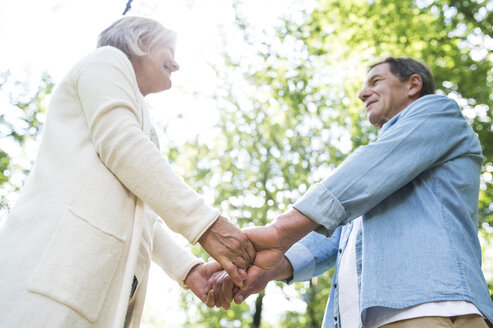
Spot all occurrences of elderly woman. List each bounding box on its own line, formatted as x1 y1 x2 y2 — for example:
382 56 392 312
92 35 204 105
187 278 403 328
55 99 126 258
0 16 254 328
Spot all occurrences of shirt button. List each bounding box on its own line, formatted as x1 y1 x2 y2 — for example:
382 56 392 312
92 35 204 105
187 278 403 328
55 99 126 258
334 316 338 321
339 248 342 253
334 283 337 288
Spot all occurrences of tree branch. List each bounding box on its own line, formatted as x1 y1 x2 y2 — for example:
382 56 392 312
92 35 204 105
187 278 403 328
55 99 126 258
122 0 133 15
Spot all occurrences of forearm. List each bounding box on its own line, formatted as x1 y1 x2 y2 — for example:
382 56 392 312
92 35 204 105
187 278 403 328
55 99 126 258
272 208 320 251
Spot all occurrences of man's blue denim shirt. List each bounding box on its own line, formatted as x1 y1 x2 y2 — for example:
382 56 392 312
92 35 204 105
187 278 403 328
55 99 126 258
285 95 493 327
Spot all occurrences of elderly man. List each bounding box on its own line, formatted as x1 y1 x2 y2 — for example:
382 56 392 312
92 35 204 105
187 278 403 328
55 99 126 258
211 57 493 328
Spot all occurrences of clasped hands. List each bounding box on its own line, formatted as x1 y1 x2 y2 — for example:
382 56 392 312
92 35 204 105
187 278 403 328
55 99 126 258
185 209 319 309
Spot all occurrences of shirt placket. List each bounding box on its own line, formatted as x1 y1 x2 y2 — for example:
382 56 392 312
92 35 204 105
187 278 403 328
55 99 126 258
332 222 354 328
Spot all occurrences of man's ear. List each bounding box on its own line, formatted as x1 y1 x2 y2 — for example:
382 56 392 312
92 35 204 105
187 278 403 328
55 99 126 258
408 74 423 98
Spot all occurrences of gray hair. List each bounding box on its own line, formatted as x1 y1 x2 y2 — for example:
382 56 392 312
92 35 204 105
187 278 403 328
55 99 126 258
97 16 176 59
369 57 435 97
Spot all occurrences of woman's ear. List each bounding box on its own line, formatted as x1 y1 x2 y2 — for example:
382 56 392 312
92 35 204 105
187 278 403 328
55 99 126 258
408 74 423 98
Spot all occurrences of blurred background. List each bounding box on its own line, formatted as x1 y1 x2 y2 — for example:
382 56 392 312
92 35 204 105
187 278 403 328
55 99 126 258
0 0 492 327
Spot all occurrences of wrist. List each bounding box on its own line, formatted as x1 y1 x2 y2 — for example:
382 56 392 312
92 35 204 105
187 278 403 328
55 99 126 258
272 256 294 281
272 208 320 250
198 215 223 246
184 263 201 289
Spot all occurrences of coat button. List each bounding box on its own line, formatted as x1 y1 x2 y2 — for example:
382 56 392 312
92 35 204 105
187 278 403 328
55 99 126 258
334 283 337 288
339 249 342 253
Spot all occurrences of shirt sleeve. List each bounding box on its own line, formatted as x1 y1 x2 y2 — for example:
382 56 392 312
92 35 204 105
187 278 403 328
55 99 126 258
285 227 342 283
294 95 477 235
76 47 219 244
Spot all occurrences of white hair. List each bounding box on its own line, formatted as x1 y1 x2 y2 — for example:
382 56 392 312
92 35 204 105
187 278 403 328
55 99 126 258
97 16 176 58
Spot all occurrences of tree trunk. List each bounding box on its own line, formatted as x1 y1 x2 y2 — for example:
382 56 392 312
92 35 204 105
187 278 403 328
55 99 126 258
307 277 320 328
252 291 265 328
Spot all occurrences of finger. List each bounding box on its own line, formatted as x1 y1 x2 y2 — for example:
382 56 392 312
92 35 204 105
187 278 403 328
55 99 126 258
221 260 244 289
242 265 265 291
208 270 224 290
212 271 228 308
221 274 234 306
220 288 231 311
234 289 249 304
214 289 221 308
205 290 215 308
245 239 256 264
216 272 232 309
207 277 214 291
231 255 249 270
238 268 247 281
207 261 223 274
234 267 265 304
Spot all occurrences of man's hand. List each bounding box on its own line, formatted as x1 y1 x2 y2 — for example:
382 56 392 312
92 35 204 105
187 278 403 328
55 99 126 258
204 224 285 310
243 225 285 275
237 225 286 294
235 255 293 304
209 256 294 309
198 215 256 289
240 209 319 292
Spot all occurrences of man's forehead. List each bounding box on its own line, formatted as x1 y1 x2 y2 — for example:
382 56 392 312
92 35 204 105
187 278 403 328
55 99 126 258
363 63 391 83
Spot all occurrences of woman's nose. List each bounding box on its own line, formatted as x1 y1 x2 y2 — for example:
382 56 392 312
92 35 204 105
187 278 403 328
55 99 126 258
166 60 179 72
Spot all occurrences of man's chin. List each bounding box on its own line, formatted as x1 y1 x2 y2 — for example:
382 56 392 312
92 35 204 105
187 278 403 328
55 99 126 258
366 113 380 127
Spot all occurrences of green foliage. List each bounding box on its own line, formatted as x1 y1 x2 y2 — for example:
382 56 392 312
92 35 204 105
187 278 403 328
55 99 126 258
172 0 493 326
179 287 252 328
1 0 491 326
0 71 53 210
302 0 493 227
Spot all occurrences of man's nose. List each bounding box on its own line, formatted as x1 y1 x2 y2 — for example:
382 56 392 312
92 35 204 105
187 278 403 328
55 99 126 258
358 87 370 102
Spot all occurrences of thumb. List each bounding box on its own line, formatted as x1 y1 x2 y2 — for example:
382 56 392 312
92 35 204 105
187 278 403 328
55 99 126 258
205 290 215 308
233 288 252 304
234 266 267 304
221 259 244 289
206 261 223 276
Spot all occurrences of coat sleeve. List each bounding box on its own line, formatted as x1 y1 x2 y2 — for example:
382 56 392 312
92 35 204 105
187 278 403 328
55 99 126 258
76 47 219 244
152 220 202 288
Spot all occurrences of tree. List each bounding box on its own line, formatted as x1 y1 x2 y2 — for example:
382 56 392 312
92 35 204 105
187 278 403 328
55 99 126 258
0 71 53 213
171 0 492 326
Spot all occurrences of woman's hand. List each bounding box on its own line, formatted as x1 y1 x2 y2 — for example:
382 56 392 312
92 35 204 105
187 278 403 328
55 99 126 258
198 216 256 289
208 270 238 309
184 261 224 307
207 224 294 309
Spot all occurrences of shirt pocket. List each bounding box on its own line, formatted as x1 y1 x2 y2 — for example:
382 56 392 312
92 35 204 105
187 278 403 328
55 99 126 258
27 207 124 323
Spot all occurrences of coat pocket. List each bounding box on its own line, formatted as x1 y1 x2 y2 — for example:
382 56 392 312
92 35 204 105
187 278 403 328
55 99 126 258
27 208 124 323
